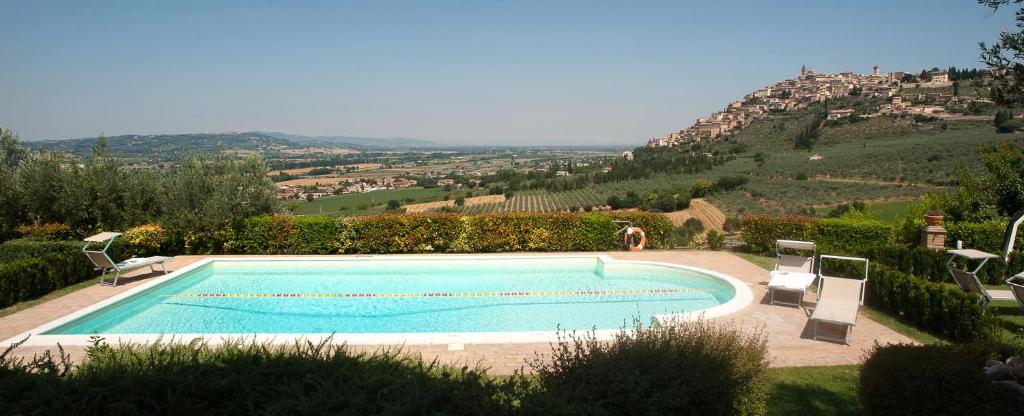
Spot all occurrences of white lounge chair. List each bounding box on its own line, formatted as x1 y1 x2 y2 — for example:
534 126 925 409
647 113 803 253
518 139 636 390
809 255 868 345
946 248 1000 305
83 232 171 287
1007 273 1024 311
767 239 817 307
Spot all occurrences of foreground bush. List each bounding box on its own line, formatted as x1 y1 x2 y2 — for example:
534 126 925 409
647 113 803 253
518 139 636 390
1 320 772 415
0 338 517 415
523 319 771 416
860 343 1011 416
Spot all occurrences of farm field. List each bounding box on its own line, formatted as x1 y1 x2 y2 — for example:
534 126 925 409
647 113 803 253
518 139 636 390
291 187 459 216
404 194 506 212
817 200 912 223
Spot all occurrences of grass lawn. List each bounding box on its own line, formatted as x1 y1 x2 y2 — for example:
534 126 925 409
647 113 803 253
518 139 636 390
990 299 1024 347
0 277 100 318
731 251 777 271
767 366 861 416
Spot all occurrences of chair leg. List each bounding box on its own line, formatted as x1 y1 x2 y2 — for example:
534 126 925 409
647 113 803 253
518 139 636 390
113 270 121 287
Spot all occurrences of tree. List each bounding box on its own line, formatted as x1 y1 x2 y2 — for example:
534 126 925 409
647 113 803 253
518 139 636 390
980 0 1024 107
306 194 314 202
386 199 400 209
454 196 465 207
953 81 960 96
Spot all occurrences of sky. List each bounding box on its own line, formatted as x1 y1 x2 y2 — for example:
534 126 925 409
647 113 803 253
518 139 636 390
0 1 1017 146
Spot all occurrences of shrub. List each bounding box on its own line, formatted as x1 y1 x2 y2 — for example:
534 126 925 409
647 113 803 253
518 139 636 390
671 218 705 248
690 180 715 198
351 213 466 253
15 223 73 241
0 240 95 308
865 264 989 340
122 224 165 256
860 343 997 416
946 219 1020 254
288 216 347 254
740 215 813 255
0 338 517 415
812 217 892 254
602 211 673 250
706 230 725 251
523 319 771 416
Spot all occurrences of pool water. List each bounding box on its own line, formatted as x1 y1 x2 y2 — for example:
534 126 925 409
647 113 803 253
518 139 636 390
45 257 737 335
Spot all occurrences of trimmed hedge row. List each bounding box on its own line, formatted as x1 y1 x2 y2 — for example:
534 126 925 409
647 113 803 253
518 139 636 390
0 240 95 309
225 212 673 255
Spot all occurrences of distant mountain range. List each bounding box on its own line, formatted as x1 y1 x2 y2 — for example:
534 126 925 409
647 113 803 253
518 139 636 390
253 131 437 148
22 131 440 160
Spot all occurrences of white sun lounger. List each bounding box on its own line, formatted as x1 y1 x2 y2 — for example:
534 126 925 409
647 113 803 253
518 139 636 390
1007 273 1024 311
83 232 171 287
767 239 817 307
809 255 868 345
946 248 1000 305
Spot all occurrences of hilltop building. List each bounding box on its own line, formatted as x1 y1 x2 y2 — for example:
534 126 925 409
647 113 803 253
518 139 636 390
647 65 897 148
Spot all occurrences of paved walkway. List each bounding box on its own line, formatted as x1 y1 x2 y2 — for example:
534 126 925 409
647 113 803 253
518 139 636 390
1 251 913 374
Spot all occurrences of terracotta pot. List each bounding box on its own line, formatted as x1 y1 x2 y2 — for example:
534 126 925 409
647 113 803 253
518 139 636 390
924 214 944 226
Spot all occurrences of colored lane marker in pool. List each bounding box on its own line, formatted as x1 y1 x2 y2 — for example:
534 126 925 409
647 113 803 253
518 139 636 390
162 288 712 299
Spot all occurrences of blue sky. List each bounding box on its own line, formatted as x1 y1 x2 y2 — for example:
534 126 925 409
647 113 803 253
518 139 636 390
0 1 1016 145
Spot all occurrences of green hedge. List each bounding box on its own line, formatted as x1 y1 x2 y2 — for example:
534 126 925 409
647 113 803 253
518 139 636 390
739 215 813 255
0 240 96 309
227 212 673 255
866 264 989 340
812 218 893 254
946 219 1024 254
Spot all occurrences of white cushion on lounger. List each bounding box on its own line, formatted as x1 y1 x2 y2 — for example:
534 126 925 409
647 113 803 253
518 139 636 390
767 271 817 291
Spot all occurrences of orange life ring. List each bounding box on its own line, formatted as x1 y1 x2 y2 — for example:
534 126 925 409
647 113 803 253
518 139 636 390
624 227 646 251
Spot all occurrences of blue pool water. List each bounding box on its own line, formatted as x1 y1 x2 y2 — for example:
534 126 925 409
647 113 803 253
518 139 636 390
45 257 736 335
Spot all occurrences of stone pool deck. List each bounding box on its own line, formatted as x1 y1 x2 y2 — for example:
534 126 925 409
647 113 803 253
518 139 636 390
0 251 913 375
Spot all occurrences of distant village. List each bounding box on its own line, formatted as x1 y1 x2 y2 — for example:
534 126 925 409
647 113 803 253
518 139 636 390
646 65 996 147
277 177 420 200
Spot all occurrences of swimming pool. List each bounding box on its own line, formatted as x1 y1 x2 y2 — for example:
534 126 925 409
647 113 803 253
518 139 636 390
13 255 752 346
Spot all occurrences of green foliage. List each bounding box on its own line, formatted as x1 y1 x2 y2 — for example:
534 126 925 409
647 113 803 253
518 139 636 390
812 218 892 254
15 223 74 241
0 338 516 415
691 180 715 198
605 211 674 250
121 224 165 257
979 143 1024 216
706 230 725 250
353 213 467 253
224 212 661 255
523 319 771 416
865 263 990 340
671 218 705 247
714 175 748 192
0 239 95 308
859 343 1001 416
740 215 814 255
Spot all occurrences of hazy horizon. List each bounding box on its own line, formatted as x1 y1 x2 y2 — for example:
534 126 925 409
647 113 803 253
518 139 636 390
1 1 1015 146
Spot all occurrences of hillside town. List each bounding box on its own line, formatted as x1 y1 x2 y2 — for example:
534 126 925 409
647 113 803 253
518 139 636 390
646 65 996 147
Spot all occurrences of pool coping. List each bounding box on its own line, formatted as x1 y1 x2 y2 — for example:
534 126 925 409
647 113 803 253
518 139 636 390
5 254 754 347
